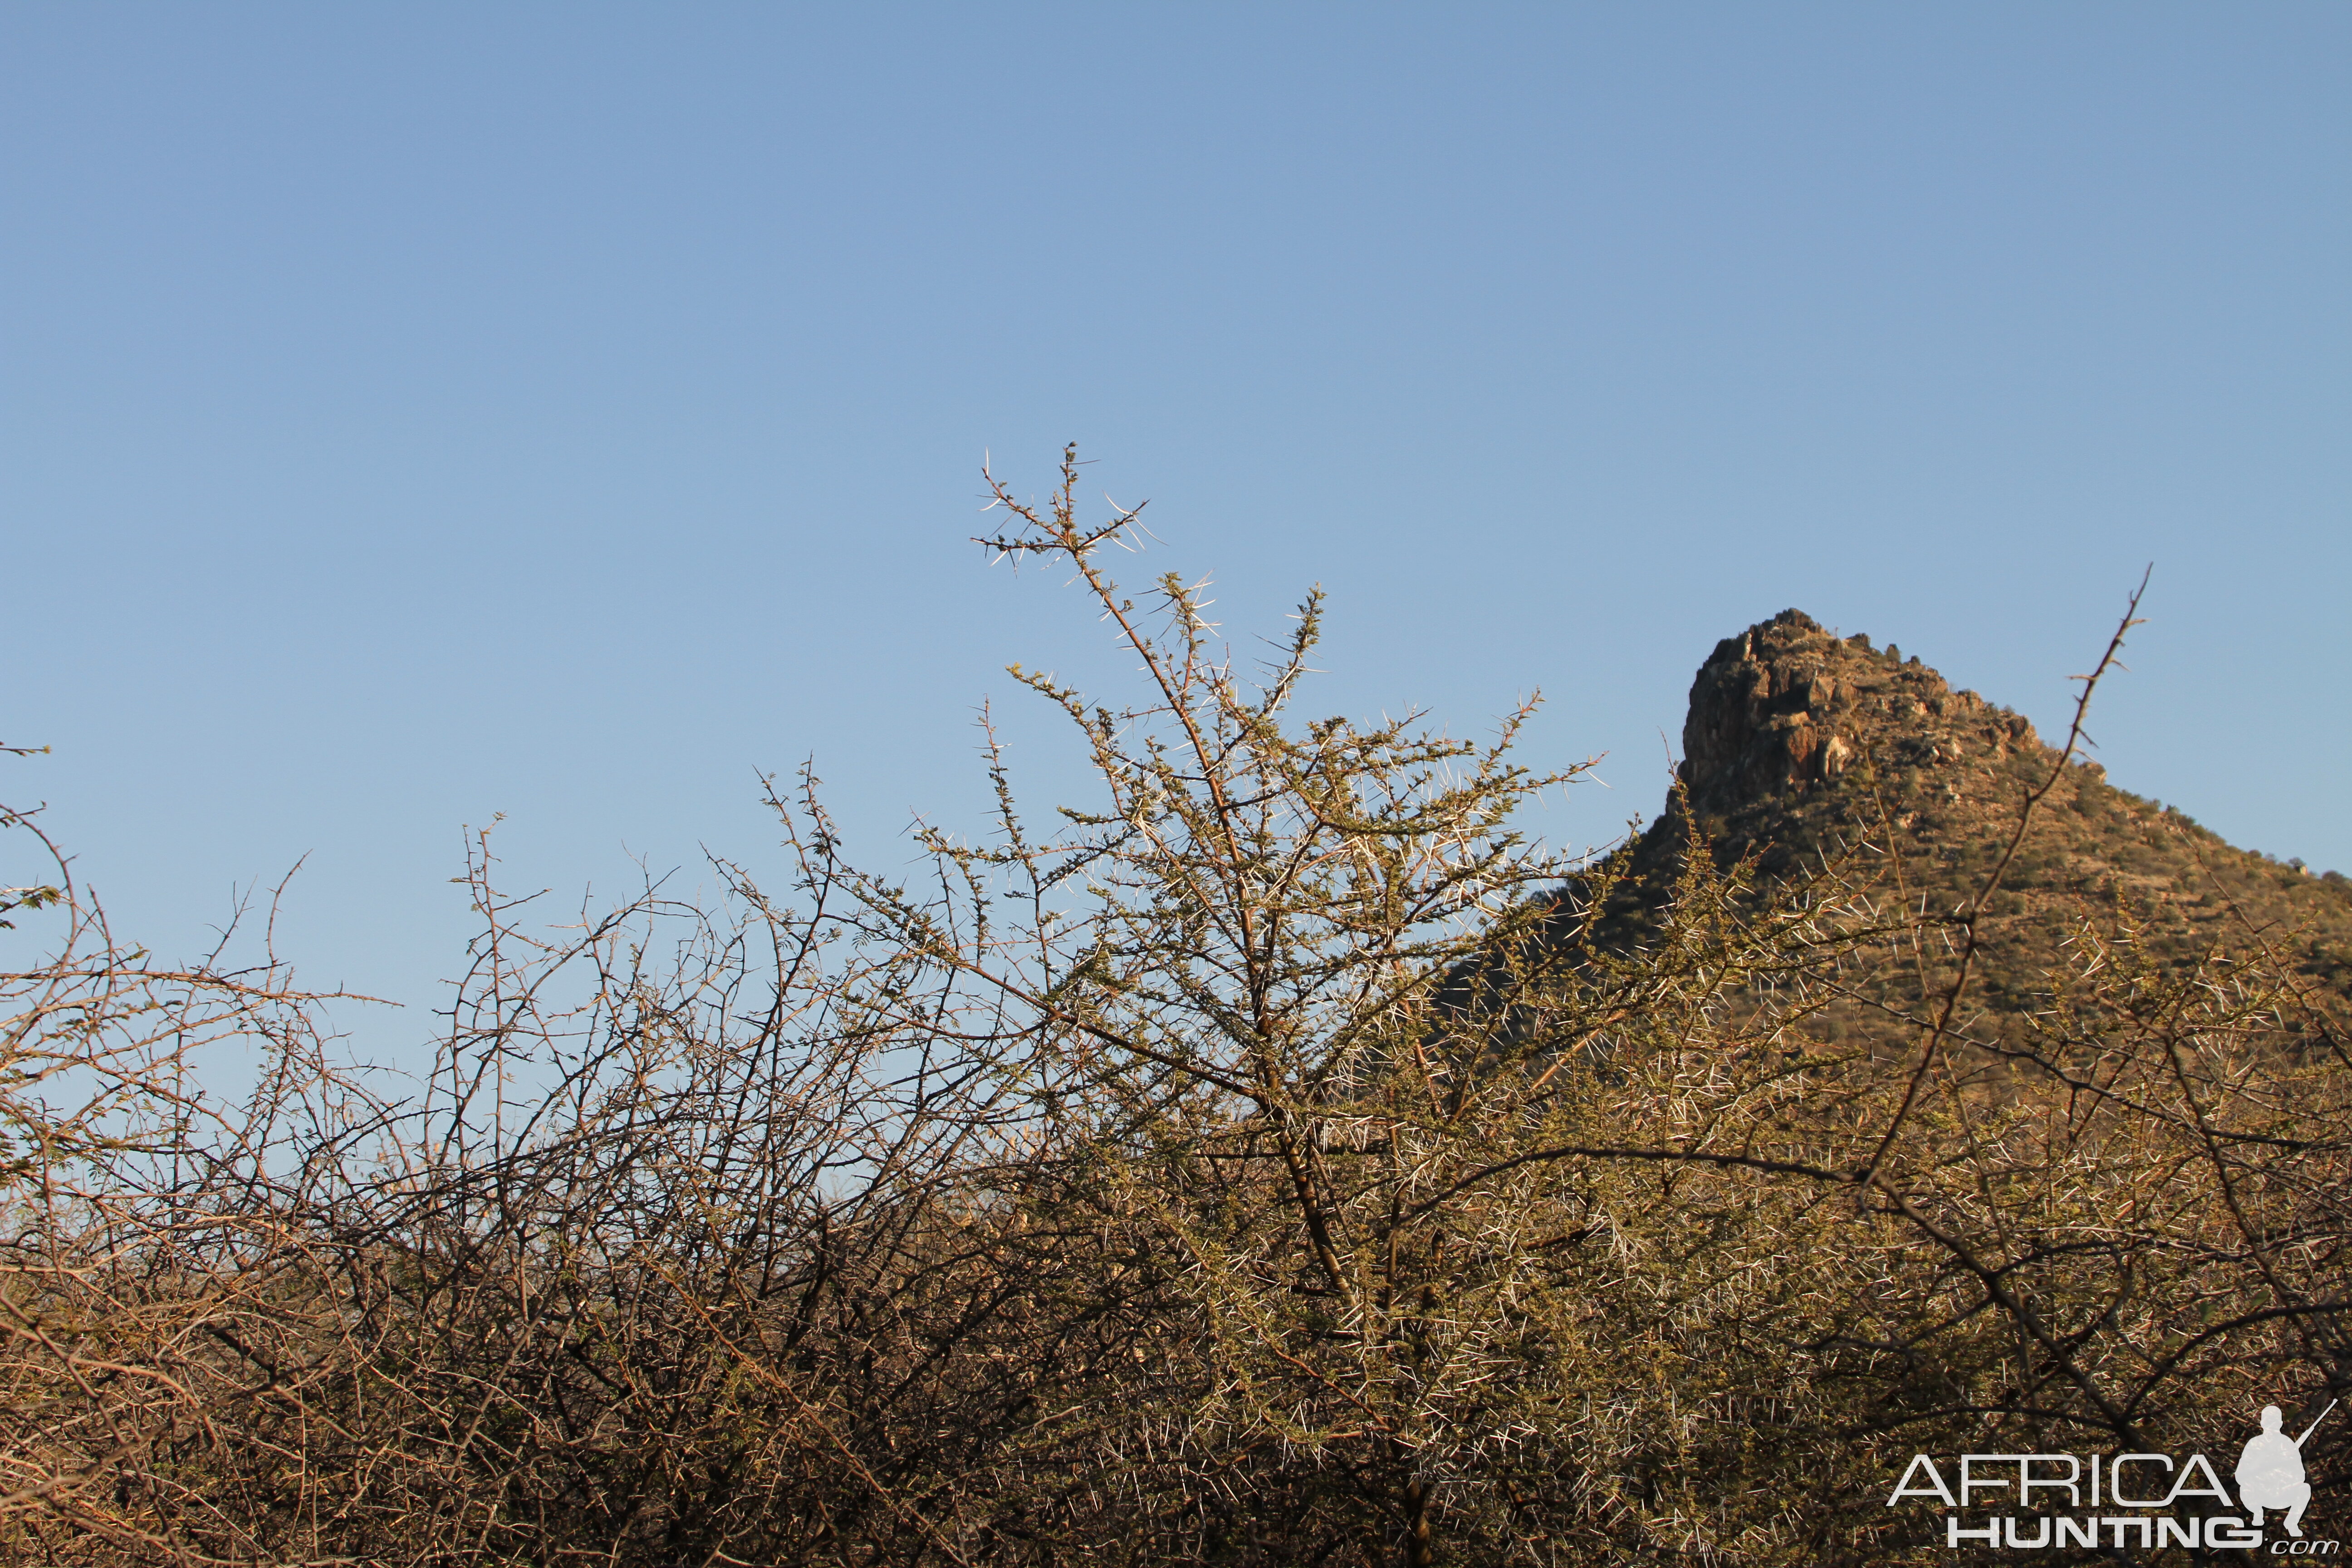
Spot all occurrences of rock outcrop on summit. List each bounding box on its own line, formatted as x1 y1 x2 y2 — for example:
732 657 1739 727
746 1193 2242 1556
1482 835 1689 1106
1596 608 2352 1020
1674 609 2036 827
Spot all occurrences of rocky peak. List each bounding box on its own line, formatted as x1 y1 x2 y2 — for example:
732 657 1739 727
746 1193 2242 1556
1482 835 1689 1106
1574 608 2352 1018
1676 609 2040 824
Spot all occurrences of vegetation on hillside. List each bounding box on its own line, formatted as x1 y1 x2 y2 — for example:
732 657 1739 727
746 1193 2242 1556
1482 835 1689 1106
4 454 2347 1565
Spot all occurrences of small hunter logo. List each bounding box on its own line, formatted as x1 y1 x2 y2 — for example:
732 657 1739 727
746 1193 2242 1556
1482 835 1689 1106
2240 1401 2335 1538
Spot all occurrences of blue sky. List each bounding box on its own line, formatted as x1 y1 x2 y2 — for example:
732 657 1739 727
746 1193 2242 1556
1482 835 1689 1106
5 4 2346 1058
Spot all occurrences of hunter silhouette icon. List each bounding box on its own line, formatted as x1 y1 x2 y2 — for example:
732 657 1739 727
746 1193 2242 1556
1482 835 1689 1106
2239 1401 2335 1536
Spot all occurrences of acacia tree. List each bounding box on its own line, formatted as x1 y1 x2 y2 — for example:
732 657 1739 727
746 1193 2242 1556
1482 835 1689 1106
774 447 1872 1564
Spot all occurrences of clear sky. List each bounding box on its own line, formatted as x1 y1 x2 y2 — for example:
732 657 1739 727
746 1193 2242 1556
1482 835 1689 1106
6 4 2346 1059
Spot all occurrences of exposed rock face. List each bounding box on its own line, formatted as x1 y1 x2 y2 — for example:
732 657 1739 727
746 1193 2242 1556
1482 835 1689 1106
1587 609 2352 1012
1675 608 2037 826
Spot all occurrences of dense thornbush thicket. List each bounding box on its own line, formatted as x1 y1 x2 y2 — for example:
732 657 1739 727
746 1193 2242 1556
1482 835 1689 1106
5 457 2347 1565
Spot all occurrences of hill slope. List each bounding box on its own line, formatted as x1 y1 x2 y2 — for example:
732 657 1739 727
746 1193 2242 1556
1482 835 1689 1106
1596 608 2352 1021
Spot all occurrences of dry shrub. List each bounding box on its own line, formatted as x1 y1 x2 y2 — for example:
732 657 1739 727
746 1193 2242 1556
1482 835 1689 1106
2 464 2345 1565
